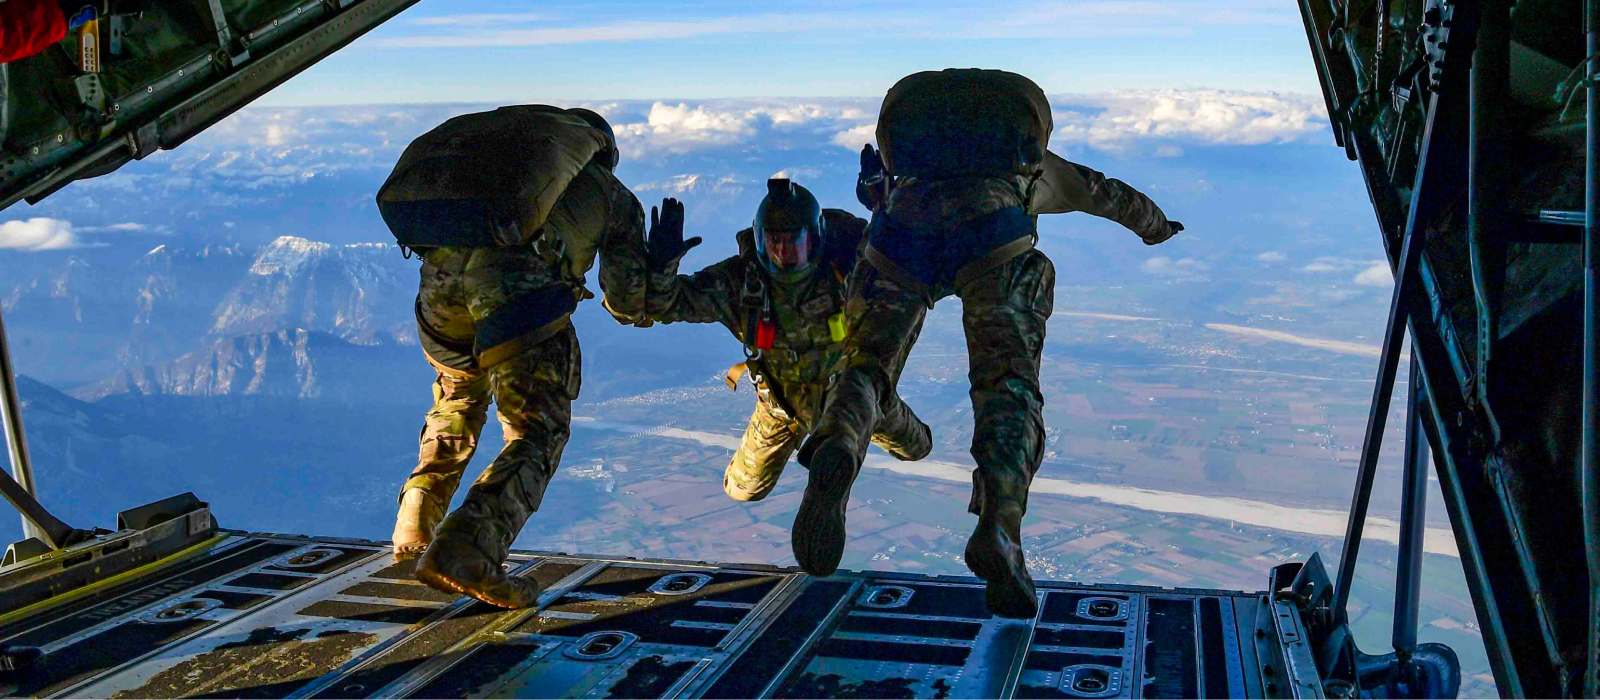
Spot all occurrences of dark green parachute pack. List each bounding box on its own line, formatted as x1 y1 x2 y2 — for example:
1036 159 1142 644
875 69 1053 180
375 105 613 259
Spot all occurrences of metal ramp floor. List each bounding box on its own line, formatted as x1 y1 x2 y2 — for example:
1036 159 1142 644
0 531 1318 699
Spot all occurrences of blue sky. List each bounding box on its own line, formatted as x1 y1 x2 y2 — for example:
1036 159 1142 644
259 0 1322 105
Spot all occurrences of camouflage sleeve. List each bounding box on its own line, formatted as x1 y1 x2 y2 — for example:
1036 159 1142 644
1029 151 1171 242
597 189 652 325
642 254 745 329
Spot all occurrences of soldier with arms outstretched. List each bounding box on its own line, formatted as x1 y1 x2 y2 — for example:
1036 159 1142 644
797 69 1183 618
600 179 932 503
376 105 643 608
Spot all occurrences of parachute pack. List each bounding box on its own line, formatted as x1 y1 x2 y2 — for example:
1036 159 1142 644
375 105 613 261
875 69 1053 180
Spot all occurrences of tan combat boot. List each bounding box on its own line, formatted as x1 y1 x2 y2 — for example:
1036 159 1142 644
964 498 1038 619
391 488 446 561
415 513 540 608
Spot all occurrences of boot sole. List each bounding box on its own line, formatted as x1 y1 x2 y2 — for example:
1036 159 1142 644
965 526 1039 620
392 544 428 562
793 445 855 577
415 565 531 610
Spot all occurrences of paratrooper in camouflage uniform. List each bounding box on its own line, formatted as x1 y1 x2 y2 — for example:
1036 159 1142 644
377 105 644 608
797 70 1183 618
600 179 931 504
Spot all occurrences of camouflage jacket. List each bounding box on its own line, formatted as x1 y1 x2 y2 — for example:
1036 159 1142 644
600 209 868 424
883 151 1170 242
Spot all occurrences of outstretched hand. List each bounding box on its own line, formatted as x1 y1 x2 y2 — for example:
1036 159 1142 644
647 197 700 270
1144 220 1183 245
860 143 883 180
856 143 886 210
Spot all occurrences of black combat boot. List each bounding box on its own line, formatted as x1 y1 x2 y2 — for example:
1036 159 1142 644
873 400 932 461
964 495 1037 619
792 437 863 576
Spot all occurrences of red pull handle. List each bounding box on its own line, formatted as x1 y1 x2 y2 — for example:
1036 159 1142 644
755 319 775 350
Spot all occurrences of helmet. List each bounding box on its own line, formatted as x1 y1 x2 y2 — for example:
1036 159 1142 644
567 108 620 169
753 178 825 275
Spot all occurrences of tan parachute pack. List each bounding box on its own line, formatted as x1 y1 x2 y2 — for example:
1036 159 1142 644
875 69 1054 179
375 106 613 267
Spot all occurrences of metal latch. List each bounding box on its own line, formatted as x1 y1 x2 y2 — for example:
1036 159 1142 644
140 597 223 624
564 631 637 661
273 547 341 570
1077 596 1130 622
1058 664 1122 698
857 585 915 609
649 572 712 596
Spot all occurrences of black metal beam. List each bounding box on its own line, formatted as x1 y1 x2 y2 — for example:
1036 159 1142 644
1469 0 1508 440
1408 313 1557 698
1334 60 1474 620
1298 0 1349 149
1392 356 1428 658
1584 0 1600 694
1295 0 1571 693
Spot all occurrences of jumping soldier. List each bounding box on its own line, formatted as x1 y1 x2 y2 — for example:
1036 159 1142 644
600 178 932 504
798 69 1184 618
376 105 644 608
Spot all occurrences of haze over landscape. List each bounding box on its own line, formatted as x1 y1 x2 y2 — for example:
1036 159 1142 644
0 2 1497 696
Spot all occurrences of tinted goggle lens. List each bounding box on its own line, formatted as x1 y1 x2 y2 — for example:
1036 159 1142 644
763 228 815 270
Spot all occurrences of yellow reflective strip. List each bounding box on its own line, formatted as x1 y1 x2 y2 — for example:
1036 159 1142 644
0 534 228 628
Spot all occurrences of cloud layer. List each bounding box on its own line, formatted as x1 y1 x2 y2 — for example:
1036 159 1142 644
1052 91 1328 152
0 218 80 251
165 91 1327 172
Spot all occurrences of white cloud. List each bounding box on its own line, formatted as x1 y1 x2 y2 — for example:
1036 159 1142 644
1353 262 1393 286
1257 251 1286 262
832 123 877 149
409 14 547 26
1052 90 1328 152
1154 144 1185 157
1300 256 1387 275
610 100 877 157
1142 257 1173 273
634 173 748 196
76 222 161 234
1143 256 1210 276
0 218 81 251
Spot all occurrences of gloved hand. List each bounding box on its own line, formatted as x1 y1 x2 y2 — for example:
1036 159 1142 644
1143 220 1183 245
855 143 886 211
646 197 699 271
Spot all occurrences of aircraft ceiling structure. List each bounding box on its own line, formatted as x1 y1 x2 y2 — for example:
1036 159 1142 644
0 0 421 212
1297 0 1599 696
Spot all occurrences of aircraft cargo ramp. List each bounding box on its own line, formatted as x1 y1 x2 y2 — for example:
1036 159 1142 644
0 506 1327 700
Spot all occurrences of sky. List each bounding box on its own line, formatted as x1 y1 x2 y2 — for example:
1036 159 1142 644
257 0 1324 106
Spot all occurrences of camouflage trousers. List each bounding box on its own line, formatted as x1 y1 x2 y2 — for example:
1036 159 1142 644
725 391 931 502
403 246 582 537
813 248 1054 514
